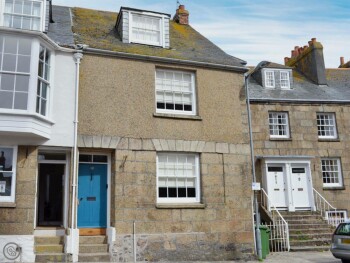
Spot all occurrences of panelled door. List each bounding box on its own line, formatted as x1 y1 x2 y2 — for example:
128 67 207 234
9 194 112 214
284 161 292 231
78 163 107 228
267 166 287 209
290 166 311 209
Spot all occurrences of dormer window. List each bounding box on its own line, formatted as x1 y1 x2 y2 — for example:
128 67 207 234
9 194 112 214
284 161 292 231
280 71 290 89
3 0 43 31
265 71 275 88
116 7 170 48
130 13 162 46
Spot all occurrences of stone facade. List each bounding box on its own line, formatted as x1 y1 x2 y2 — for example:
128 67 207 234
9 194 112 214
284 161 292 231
251 102 350 212
77 54 255 260
0 146 37 235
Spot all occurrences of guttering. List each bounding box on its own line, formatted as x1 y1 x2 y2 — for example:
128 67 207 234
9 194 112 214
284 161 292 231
0 26 74 52
250 98 350 104
245 73 262 259
83 47 248 73
71 51 83 261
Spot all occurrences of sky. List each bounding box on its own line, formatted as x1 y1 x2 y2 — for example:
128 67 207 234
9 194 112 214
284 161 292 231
53 0 350 67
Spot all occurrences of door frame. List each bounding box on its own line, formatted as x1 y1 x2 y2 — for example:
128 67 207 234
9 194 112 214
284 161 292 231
35 150 70 229
262 157 316 212
77 152 111 229
266 164 288 210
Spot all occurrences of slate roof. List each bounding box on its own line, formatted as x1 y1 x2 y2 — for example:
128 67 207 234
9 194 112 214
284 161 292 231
249 67 350 102
47 5 74 46
260 61 292 69
47 5 246 68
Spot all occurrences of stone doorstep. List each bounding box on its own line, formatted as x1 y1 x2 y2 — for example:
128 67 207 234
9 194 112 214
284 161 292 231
79 235 107 244
289 233 333 240
79 244 109 253
35 244 64 254
78 252 110 262
35 253 67 263
34 236 64 245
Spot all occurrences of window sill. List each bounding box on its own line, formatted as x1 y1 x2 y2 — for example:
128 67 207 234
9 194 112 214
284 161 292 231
323 186 345 191
318 138 340 142
0 202 16 208
269 138 292 141
156 203 206 209
153 113 202 121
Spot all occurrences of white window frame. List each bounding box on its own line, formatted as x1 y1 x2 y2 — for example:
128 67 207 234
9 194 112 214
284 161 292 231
129 11 164 47
155 68 196 115
280 71 290 89
156 152 200 204
0 35 32 111
0 146 17 203
265 70 275 88
321 158 343 187
2 0 45 31
317 113 337 139
36 44 50 116
268 112 290 138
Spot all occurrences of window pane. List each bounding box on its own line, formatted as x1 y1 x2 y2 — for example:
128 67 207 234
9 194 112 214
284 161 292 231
0 91 13 109
14 0 22 14
4 36 17 54
14 92 28 110
18 39 31 55
32 2 41 16
0 172 13 197
3 54 16 71
93 155 108 163
40 99 46 115
5 0 13 13
23 1 31 15
1 73 15 91
15 75 29 91
0 148 14 171
17 55 31 73
13 15 22 29
79 155 92 163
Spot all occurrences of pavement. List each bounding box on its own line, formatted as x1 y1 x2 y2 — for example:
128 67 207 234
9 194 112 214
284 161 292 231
260 251 341 263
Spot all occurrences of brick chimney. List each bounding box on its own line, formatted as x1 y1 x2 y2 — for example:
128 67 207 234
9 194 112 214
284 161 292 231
339 57 350 68
285 38 327 85
173 5 189 25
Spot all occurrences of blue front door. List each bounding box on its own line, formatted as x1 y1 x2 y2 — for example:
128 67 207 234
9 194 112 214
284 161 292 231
78 163 107 228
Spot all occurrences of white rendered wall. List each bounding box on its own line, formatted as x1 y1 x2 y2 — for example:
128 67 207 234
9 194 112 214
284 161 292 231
42 51 75 147
0 235 35 262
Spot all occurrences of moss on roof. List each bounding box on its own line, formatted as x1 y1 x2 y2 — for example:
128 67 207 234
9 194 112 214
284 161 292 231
71 7 245 67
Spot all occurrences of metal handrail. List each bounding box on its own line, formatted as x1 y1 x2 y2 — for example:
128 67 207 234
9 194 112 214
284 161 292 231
313 188 345 226
261 188 290 251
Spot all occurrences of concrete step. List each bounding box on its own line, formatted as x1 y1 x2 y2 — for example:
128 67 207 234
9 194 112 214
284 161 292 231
283 215 324 221
79 244 108 253
78 252 110 262
79 235 107 244
280 211 321 216
289 238 331 247
35 244 64 254
290 245 330 252
35 236 64 245
35 253 67 262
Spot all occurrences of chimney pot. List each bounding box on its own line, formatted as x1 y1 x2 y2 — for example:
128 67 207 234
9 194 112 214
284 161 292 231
303 45 308 49
284 57 289 64
340 57 345 66
308 41 312 46
312 38 317 43
173 4 189 25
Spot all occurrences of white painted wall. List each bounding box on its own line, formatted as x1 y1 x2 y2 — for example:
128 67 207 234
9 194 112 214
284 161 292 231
42 51 75 147
0 235 35 262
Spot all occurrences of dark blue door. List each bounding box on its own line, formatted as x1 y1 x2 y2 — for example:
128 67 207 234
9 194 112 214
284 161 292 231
78 164 107 228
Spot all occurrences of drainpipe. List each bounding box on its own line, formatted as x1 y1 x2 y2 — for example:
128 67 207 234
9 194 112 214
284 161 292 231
245 73 262 259
71 52 83 261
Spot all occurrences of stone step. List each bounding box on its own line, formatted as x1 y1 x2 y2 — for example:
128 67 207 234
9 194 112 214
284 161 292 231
35 244 64 254
35 253 67 262
289 232 333 240
290 228 333 235
79 235 107 244
283 215 324 221
78 252 110 262
288 223 331 230
35 236 64 245
290 245 330 252
286 219 329 225
280 211 321 216
79 244 108 253
289 238 331 247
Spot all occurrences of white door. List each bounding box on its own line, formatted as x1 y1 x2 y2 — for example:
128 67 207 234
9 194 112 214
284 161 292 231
267 166 287 209
290 166 311 209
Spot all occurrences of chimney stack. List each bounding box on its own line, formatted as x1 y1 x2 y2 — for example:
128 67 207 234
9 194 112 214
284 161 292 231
340 57 345 66
285 38 327 85
173 5 189 25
